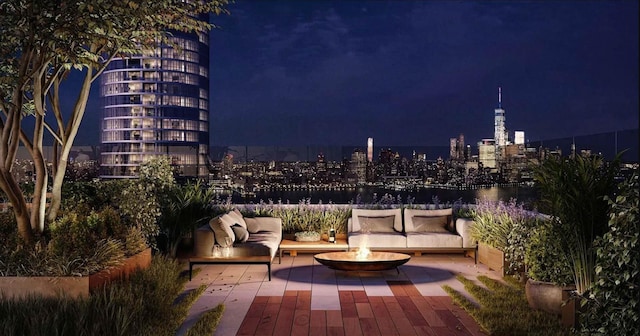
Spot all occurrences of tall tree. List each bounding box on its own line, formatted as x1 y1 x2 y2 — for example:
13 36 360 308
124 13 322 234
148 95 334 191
0 0 228 246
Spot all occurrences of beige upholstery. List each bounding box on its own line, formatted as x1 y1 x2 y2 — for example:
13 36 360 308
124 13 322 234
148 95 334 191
347 208 476 252
195 212 282 259
406 232 463 248
348 232 407 248
209 214 236 247
456 218 476 248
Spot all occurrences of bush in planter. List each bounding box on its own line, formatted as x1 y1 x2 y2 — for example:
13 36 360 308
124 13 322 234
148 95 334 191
525 219 574 286
471 198 541 276
242 198 350 234
581 172 639 334
533 153 621 296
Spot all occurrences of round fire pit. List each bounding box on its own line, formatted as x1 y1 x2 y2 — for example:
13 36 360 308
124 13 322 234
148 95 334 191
314 251 411 272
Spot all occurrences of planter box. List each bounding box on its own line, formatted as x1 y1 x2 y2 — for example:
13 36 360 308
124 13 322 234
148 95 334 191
477 242 506 277
0 248 151 299
525 278 577 322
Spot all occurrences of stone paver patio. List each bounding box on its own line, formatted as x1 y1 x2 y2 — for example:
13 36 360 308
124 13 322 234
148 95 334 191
178 253 500 335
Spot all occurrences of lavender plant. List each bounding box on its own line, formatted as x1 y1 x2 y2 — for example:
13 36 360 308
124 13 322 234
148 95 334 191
471 198 543 275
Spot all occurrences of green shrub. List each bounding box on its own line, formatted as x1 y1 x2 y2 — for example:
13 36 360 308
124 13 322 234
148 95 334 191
582 172 639 334
525 219 573 286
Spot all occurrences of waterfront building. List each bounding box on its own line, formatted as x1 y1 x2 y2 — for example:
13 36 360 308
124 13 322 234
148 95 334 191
350 149 367 183
478 138 497 169
100 27 210 178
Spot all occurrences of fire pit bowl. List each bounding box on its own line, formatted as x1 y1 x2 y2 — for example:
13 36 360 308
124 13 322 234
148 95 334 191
314 251 411 272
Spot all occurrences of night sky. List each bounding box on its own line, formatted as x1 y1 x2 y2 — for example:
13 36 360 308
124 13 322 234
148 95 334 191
75 0 638 149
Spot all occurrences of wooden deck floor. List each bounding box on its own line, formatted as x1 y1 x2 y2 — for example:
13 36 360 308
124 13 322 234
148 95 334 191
236 282 484 336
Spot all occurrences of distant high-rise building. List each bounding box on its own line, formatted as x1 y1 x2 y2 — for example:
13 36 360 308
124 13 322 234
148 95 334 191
458 133 465 160
514 131 525 145
478 138 497 169
100 25 210 178
350 149 367 183
494 87 508 160
449 138 458 159
449 134 466 161
367 137 373 162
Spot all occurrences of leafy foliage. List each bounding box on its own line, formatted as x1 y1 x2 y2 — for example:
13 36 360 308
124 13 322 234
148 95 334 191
0 0 229 245
525 219 574 286
161 180 216 256
0 205 146 276
533 154 621 295
582 171 639 334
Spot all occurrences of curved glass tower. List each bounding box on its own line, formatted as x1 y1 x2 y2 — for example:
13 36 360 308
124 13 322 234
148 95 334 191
100 30 210 178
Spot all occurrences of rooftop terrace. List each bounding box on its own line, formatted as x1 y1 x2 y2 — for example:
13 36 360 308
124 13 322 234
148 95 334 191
178 253 498 336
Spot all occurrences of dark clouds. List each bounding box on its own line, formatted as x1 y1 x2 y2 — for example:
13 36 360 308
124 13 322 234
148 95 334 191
75 1 639 148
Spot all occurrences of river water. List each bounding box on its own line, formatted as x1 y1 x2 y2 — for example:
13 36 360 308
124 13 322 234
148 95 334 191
228 185 539 206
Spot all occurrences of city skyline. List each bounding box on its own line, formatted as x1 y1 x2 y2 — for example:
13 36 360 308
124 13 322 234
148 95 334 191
63 1 638 148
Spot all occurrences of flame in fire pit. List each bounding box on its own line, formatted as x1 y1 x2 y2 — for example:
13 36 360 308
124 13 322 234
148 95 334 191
356 247 370 260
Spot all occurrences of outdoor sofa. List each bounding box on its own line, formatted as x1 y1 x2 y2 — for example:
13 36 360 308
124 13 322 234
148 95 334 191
347 208 477 258
193 209 282 260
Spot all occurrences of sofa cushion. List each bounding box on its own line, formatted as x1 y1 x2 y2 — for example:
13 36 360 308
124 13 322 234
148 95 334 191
406 232 463 248
404 208 454 232
231 224 249 243
209 214 235 247
412 215 450 233
351 208 403 232
357 215 396 232
227 208 247 229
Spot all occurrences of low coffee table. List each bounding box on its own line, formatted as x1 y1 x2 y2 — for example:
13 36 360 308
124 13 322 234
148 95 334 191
188 246 272 281
314 251 411 273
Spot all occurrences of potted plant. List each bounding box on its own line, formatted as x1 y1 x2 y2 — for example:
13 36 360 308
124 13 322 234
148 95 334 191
531 153 621 327
524 218 575 315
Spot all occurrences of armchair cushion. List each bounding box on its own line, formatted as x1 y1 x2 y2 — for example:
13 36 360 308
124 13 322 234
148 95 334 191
227 208 247 229
209 214 235 247
231 224 249 243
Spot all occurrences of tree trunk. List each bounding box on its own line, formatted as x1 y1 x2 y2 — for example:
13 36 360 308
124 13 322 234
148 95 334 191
47 67 93 222
0 171 34 246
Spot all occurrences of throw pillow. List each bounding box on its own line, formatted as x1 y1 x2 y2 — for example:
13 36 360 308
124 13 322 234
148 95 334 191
244 217 260 234
412 215 451 233
209 215 236 247
357 215 396 232
231 224 249 243
227 208 248 229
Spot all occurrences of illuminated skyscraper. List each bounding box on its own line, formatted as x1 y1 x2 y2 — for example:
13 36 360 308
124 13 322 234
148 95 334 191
367 137 373 162
100 28 210 178
494 87 508 161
